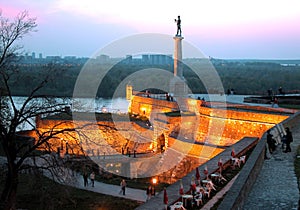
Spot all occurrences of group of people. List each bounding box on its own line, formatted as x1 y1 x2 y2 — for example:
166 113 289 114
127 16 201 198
267 127 293 154
83 171 96 187
268 87 285 96
146 185 156 201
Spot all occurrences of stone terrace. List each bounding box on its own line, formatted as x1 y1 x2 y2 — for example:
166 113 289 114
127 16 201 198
135 137 258 210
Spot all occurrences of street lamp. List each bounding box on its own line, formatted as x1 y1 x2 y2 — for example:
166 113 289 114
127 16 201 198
152 177 157 185
152 177 157 196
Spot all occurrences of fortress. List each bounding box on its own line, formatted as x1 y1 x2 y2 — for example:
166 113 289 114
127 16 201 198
19 20 299 210
33 93 293 182
30 30 297 184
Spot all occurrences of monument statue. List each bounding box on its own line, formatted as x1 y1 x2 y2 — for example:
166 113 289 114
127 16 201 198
174 16 182 36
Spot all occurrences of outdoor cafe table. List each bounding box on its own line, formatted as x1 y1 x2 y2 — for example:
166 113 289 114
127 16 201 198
210 173 219 182
182 194 193 207
211 173 219 178
170 201 184 210
201 179 209 186
211 173 227 183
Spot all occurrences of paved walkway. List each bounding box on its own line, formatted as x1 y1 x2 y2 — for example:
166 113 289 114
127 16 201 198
72 175 147 202
243 126 300 210
0 156 147 203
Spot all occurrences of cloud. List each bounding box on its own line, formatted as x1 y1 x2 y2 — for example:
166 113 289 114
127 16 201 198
2 0 300 58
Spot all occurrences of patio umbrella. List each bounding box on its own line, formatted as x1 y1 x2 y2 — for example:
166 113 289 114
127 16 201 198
163 187 168 207
191 175 196 194
204 165 208 179
179 179 184 195
231 148 235 158
195 167 200 185
218 158 223 173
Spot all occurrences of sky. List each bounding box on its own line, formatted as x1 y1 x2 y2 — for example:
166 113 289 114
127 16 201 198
1 0 300 59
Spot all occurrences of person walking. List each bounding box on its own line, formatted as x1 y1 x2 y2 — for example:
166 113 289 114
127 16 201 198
119 179 126 195
146 185 152 201
83 171 88 187
90 171 95 187
284 127 293 153
267 130 276 153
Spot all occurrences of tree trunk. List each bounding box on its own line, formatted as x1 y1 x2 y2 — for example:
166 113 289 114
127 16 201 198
1 163 18 210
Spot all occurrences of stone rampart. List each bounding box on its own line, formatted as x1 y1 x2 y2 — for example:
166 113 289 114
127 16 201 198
217 111 300 210
135 137 259 210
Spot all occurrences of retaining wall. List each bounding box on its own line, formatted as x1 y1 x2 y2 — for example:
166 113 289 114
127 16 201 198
218 111 300 210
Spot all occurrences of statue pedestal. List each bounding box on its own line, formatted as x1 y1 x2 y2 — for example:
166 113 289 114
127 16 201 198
170 76 188 99
171 35 187 99
173 36 184 78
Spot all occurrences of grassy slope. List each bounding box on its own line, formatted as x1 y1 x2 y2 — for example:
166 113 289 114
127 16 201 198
0 173 141 210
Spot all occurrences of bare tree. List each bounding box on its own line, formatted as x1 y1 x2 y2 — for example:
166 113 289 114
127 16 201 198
0 10 79 210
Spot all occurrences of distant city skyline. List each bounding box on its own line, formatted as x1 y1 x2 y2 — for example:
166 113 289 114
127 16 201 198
1 0 300 59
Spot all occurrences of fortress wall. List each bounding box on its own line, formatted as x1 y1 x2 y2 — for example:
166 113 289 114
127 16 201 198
130 95 288 124
199 105 288 124
164 113 287 147
33 96 289 159
218 111 300 210
129 95 179 118
129 96 289 149
35 116 154 156
136 137 259 210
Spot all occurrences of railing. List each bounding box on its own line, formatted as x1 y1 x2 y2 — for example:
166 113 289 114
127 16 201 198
132 91 176 102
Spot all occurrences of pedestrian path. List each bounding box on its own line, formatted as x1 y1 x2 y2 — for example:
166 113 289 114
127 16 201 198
243 125 300 210
0 155 147 203
73 175 147 202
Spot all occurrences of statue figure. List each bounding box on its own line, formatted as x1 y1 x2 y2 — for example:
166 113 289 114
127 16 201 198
174 15 182 36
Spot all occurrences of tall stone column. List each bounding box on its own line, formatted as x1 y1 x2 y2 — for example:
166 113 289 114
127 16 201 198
173 36 184 78
170 35 187 98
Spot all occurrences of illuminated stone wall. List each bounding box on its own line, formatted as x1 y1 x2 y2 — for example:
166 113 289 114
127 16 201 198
130 96 289 149
129 95 179 119
35 115 154 157
34 96 289 160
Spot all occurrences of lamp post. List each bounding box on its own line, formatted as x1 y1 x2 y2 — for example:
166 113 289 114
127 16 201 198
152 177 157 196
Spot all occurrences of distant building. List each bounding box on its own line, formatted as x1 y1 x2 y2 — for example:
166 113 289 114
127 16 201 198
149 54 172 65
142 54 149 64
124 55 132 64
45 56 62 63
124 54 173 65
64 56 77 62
96 54 110 63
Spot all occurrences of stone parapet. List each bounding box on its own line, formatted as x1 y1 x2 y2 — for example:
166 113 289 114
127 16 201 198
135 137 259 210
218 111 300 210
